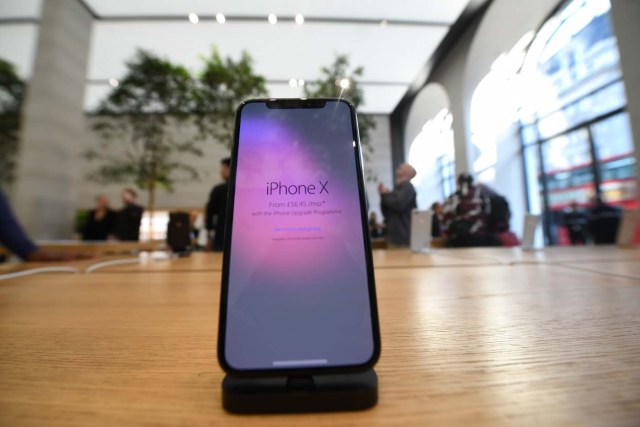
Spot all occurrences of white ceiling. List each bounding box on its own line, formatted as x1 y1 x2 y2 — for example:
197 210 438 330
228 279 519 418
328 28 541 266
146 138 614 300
0 0 471 114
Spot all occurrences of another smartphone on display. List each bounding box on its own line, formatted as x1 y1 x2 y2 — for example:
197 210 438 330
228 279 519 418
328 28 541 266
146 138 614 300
218 98 381 377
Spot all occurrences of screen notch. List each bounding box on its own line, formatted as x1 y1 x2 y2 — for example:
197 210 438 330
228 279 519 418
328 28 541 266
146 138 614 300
266 99 326 109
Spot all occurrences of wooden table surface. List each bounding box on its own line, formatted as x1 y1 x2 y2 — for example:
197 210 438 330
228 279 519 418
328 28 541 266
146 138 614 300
1 249 498 275
4 246 640 274
1 248 640 426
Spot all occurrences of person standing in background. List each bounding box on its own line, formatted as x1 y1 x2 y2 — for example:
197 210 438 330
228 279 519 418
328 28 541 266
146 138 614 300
588 197 621 244
563 201 588 245
378 163 417 247
431 202 443 238
441 174 497 247
82 195 115 241
111 188 144 241
206 157 230 252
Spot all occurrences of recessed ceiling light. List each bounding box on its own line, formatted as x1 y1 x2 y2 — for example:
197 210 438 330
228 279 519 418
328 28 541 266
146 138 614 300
289 79 298 87
295 14 304 25
268 14 277 25
216 13 226 24
108 78 119 87
339 78 350 89
188 13 199 24
380 19 388 28
298 79 305 86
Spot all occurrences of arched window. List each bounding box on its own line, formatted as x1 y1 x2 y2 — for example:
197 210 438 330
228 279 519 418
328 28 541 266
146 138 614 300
520 0 634 245
408 108 455 208
470 31 533 183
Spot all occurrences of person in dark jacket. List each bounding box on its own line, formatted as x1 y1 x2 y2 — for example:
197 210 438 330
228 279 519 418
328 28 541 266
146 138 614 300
379 163 417 247
431 202 443 238
588 197 621 244
563 201 588 245
441 174 500 247
111 188 143 241
206 157 230 252
82 195 116 241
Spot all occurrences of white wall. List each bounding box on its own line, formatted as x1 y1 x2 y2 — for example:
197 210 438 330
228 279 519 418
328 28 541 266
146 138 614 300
427 19 481 177
78 116 230 211
405 83 450 155
610 0 640 197
364 115 394 219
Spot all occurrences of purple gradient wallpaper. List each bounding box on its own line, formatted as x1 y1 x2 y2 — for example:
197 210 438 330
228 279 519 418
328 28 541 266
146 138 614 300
224 101 375 370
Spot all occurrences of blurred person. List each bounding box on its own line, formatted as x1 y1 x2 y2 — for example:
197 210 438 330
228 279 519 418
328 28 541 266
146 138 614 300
206 157 230 252
378 163 417 247
563 201 588 245
588 196 621 244
0 190 89 262
441 173 499 247
431 202 443 238
82 194 115 241
368 211 384 238
111 188 144 241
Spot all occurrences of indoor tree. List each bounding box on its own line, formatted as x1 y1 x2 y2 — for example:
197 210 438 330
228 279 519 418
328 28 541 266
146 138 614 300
86 49 202 216
303 54 376 173
0 58 25 191
195 49 268 149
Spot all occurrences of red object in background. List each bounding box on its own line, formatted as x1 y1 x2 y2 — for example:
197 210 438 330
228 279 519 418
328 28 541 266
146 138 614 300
499 231 520 247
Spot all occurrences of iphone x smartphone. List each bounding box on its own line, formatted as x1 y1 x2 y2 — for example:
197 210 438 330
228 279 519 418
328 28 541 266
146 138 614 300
218 98 380 377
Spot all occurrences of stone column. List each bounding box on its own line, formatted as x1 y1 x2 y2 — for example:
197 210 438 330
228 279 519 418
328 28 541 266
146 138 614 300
13 0 92 239
610 0 640 198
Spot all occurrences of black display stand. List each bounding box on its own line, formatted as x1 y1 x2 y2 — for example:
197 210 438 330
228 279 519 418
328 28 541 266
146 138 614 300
222 369 378 414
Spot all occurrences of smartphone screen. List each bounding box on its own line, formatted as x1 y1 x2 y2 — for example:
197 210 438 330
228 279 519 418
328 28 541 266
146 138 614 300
219 99 380 375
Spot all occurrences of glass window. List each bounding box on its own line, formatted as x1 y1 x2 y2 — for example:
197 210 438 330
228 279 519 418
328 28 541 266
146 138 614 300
542 128 595 208
519 0 635 245
140 211 170 241
536 80 626 139
439 155 456 199
591 112 637 205
538 0 618 98
591 111 633 159
521 125 538 145
408 108 455 208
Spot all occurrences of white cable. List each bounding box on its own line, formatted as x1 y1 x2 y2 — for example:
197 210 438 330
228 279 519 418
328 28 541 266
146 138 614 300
0 266 80 281
84 258 141 274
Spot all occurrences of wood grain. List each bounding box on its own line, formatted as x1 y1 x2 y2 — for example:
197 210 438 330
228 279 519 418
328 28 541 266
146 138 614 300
1 256 640 426
4 246 640 275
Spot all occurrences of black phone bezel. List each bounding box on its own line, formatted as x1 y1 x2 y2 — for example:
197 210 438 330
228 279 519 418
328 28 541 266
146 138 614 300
217 98 381 378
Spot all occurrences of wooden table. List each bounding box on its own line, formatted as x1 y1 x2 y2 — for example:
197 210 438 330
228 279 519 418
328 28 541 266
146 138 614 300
35 240 165 255
1 248 640 426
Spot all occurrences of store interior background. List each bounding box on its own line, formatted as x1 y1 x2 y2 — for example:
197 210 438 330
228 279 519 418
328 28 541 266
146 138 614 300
1 0 638 246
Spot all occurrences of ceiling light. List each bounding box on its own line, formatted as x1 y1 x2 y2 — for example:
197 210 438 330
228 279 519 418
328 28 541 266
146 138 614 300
295 14 304 25
380 19 388 28
339 78 350 89
108 78 119 87
216 13 226 24
268 14 277 24
298 79 305 86
188 13 199 24
289 79 298 87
